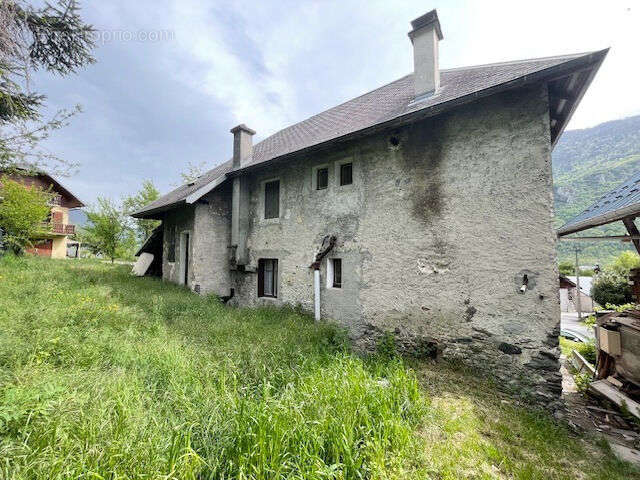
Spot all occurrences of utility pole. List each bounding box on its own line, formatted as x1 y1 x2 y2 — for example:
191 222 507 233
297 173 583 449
575 247 582 321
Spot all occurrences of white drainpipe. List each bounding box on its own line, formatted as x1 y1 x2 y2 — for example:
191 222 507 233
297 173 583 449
314 269 321 321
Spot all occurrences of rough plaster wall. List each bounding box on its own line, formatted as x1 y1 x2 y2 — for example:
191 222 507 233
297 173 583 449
192 184 233 296
231 84 561 407
162 206 194 286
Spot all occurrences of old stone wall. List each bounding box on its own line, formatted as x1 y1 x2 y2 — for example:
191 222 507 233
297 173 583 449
192 183 233 296
161 186 233 296
228 84 561 407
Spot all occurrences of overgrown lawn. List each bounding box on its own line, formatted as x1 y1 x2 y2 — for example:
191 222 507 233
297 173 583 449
0 256 636 479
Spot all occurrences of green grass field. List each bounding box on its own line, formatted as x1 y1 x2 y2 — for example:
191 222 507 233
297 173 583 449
0 256 637 479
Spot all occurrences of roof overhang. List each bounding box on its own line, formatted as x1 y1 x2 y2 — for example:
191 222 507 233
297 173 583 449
131 174 229 219
557 203 640 237
131 201 186 219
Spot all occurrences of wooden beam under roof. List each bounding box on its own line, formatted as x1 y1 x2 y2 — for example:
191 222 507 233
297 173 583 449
623 216 640 255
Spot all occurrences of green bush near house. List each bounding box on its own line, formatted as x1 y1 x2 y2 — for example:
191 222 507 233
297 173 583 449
592 270 633 306
0 256 637 479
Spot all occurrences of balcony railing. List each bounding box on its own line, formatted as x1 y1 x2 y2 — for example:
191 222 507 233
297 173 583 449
40 223 75 235
48 195 62 206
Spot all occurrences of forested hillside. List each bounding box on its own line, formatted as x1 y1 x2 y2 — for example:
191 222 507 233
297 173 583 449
553 115 640 264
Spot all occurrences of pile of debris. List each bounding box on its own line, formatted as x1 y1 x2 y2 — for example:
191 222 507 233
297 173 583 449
592 310 640 406
566 309 640 465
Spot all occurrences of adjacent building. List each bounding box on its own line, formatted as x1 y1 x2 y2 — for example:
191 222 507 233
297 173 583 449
133 10 607 407
1 167 84 259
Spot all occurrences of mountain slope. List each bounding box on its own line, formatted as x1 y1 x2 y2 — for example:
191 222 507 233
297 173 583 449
553 115 640 264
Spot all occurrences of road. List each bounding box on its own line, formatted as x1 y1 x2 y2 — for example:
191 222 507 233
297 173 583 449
561 312 595 339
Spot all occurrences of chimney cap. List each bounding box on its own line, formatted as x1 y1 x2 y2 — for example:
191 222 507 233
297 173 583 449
230 124 256 135
408 9 443 41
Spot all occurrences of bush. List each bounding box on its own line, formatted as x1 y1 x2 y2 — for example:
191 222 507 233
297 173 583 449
592 270 632 307
576 341 597 365
611 251 640 277
558 260 574 276
574 372 593 394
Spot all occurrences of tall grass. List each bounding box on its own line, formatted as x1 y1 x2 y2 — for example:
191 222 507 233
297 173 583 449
0 256 638 479
0 256 426 479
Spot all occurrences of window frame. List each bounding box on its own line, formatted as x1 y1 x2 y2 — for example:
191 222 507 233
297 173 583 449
332 258 342 288
264 179 280 219
339 162 353 186
258 258 278 298
311 164 330 191
316 167 328 190
326 257 343 289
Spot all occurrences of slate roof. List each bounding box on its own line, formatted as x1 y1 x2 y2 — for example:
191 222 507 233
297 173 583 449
558 171 640 235
134 50 607 218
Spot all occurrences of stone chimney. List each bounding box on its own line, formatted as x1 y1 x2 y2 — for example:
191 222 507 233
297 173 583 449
408 9 443 99
230 124 255 169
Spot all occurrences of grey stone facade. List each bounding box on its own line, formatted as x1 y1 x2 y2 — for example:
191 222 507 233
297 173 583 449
160 85 562 407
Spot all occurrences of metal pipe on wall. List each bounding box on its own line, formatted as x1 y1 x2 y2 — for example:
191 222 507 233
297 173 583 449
314 269 321 321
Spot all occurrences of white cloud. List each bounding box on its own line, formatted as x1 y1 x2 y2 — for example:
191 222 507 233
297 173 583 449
164 0 639 135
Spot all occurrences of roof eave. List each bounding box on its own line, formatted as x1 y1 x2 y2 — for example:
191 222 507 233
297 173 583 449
549 48 609 149
228 50 609 178
131 200 186 219
557 201 640 237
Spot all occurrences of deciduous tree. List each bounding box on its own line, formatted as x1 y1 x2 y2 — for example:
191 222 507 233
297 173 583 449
0 176 51 253
122 180 160 243
83 198 132 263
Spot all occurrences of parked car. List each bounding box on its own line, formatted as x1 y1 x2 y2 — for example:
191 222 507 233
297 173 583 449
560 328 591 344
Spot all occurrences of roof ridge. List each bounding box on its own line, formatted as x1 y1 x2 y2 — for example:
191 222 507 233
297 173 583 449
441 51 596 72
253 52 598 149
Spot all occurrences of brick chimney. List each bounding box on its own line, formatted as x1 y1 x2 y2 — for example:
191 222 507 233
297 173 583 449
230 124 255 168
408 9 443 99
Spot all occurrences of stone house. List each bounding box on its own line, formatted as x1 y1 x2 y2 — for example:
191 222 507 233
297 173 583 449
1 167 84 259
133 10 607 407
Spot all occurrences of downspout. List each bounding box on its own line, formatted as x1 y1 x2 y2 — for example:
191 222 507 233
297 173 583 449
309 235 337 321
314 269 321 321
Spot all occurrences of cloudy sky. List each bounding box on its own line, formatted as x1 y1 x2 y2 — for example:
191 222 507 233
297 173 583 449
34 0 639 205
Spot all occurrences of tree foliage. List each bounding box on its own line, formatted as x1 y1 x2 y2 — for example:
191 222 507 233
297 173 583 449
592 270 632 307
0 0 94 172
609 250 640 277
179 160 206 184
83 198 133 263
0 175 51 253
558 260 574 276
122 180 160 243
590 251 640 307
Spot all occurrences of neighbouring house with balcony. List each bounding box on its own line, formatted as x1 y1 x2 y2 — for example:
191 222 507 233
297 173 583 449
1 167 84 259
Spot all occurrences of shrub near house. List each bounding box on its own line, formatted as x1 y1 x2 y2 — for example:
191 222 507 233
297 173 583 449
0 169 84 258
0 177 51 254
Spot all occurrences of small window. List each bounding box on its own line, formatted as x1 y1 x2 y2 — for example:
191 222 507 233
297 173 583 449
340 163 353 186
264 180 280 219
332 258 342 288
316 167 328 190
167 227 176 263
258 259 278 298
